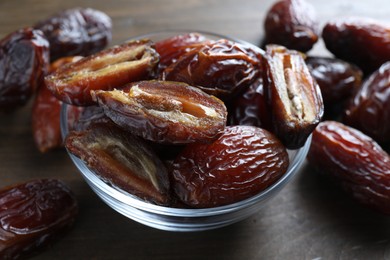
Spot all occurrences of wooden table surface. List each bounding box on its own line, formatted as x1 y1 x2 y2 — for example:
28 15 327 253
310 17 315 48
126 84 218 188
1 0 390 259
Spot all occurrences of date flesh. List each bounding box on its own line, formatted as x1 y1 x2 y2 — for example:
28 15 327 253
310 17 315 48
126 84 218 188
91 80 227 144
34 7 112 61
322 17 390 75
307 121 390 215
0 27 49 111
344 61 390 143
262 45 324 149
171 125 289 208
162 39 263 101
65 123 171 205
45 39 159 106
0 179 78 259
264 0 319 52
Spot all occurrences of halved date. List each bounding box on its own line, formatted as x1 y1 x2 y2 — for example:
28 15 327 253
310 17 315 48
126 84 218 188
262 44 323 149
307 121 390 215
0 179 78 259
65 122 171 205
171 125 289 208
45 39 159 106
91 80 227 144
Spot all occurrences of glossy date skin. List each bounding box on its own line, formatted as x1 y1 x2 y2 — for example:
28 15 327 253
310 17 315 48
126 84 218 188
322 17 390 75
0 28 49 111
264 0 319 52
171 125 289 208
0 179 78 259
307 121 390 215
344 62 390 143
34 7 112 61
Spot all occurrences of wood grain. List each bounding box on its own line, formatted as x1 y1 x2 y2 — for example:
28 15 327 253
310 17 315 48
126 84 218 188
1 0 390 259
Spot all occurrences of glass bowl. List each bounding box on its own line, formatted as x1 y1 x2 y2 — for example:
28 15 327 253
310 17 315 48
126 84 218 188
60 31 311 232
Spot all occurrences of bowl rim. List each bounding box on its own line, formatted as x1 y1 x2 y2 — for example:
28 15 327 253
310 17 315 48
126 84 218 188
60 30 309 218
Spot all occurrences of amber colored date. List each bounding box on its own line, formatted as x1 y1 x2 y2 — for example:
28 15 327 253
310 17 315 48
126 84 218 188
171 125 289 208
65 122 171 205
344 61 390 143
91 80 227 144
0 27 49 111
162 39 263 101
0 179 78 259
322 17 390 74
45 39 159 106
307 121 390 215
262 45 324 149
34 7 112 61
264 0 319 52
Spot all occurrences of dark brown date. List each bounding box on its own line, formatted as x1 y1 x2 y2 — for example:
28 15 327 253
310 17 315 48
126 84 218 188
162 39 263 101
65 122 171 205
91 80 227 144
307 121 390 215
264 0 319 52
322 17 390 74
262 45 324 149
34 7 112 61
0 27 49 111
171 125 289 208
0 179 78 259
344 61 390 143
45 39 159 106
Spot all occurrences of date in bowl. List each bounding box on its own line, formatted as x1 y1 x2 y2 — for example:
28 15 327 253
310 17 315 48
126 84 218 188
60 31 311 232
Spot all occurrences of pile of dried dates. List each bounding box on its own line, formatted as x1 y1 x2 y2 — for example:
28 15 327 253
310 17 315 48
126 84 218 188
0 0 389 257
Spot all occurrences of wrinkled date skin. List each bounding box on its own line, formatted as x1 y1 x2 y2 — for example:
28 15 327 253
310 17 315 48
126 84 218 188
171 125 289 208
0 27 49 111
264 0 319 52
0 179 78 259
162 39 263 101
65 123 171 205
34 7 112 61
91 80 227 144
344 62 390 143
32 56 83 153
45 39 159 106
263 45 324 149
322 17 390 75
307 121 390 215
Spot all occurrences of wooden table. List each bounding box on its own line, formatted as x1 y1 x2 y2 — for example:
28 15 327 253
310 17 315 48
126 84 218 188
1 0 389 259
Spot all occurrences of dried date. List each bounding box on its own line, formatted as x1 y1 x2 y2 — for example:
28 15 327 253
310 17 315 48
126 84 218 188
0 179 78 259
91 80 227 144
307 121 390 215
262 45 324 149
171 125 289 208
34 7 112 61
322 17 390 74
264 0 319 52
45 39 159 106
344 61 390 143
65 122 171 205
0 27 49 111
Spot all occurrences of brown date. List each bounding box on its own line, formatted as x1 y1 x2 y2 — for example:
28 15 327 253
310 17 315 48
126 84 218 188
91 80 227 144
162 39 263 101
45 39 159 106
322 17 390 75
34 7 112 61
0 179 78 259
344 61 390 143
65 122 171 205
171 125 289 208
264 0 319 52
262 45 324 149
0 27 49 111
307 121 390 215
